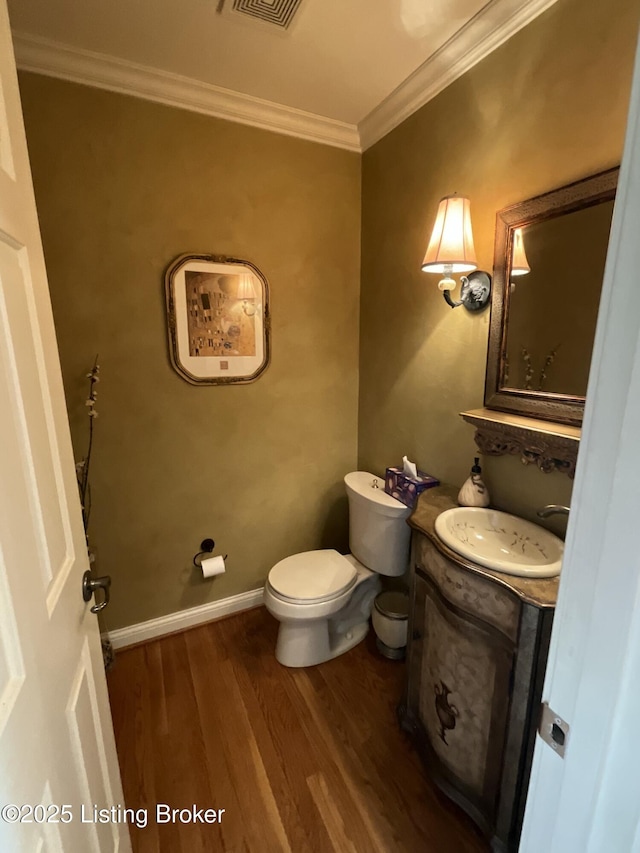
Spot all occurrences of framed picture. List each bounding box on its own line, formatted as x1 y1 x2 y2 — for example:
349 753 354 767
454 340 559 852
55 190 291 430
164 254 271 385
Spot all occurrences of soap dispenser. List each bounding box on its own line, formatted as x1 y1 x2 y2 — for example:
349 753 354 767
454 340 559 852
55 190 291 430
458 457 490 508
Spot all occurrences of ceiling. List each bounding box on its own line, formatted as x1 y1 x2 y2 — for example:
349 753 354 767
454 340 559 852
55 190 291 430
8 0 558 150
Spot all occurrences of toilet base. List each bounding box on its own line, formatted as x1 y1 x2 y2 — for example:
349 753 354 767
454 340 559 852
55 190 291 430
266 562 381 668
275 618 369 668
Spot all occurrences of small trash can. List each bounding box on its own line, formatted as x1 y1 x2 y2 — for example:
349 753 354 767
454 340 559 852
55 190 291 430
372 590 409 660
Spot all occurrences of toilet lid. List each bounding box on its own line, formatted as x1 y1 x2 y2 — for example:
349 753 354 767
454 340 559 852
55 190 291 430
268 550 357 603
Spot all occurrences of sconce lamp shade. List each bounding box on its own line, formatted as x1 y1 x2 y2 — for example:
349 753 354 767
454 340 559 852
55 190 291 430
421 195 478 274
511 227 530 276
237 273 256 300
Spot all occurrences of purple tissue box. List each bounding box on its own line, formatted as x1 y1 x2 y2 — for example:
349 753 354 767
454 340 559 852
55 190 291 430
385 467 440 508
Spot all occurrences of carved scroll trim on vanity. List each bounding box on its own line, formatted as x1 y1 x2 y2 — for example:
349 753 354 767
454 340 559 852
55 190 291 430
461 409 579 479
434 681 459 745
473 422 576 477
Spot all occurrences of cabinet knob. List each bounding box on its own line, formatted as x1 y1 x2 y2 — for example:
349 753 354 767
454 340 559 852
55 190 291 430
412 629 421 640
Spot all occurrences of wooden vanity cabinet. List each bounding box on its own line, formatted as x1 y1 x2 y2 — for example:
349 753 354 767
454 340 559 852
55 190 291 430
399 490 556 853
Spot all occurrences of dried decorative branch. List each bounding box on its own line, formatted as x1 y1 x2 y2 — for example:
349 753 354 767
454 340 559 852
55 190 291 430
521 348 534 390
519 345 561 391
537 345 560 391
76 355 100 537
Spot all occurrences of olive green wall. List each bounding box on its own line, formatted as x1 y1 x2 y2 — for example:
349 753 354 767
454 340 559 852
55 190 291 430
19 73 361 630
359 0 639 532
18 0 640 629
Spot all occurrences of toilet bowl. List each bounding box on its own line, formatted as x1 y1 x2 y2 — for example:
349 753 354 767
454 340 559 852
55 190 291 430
264 472 411 668
263 551 381 668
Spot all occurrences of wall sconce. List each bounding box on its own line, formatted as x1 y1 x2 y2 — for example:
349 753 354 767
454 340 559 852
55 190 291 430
511 227 531 277
237 273 257 316
421 194 491 311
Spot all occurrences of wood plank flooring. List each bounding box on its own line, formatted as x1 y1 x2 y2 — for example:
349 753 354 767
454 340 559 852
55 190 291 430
107 606 488 853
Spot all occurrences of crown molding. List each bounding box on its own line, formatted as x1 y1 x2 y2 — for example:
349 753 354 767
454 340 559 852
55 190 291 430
12 32 361 152
13 0 559 155
358 0 560 150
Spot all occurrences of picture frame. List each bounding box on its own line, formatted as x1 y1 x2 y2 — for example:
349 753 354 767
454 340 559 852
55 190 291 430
164 253 271 385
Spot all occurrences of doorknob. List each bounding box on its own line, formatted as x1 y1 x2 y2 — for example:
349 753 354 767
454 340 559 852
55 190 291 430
82 570 111 614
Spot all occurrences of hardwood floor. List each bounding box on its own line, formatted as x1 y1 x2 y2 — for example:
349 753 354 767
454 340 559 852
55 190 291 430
107 606 489 853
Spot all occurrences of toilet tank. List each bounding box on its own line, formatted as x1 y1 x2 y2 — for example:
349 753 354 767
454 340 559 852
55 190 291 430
344 472 412 577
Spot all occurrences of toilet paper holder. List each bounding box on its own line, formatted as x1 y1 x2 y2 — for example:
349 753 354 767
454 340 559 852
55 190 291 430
193 538 228 568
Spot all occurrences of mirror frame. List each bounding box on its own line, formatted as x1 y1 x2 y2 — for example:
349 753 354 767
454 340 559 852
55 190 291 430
485 167 618 426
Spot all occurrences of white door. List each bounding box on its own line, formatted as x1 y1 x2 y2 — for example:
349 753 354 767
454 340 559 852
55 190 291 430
0 3 131 851
521 22 640 853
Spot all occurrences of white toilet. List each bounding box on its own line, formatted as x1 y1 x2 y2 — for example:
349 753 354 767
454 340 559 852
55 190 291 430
263 471 412 667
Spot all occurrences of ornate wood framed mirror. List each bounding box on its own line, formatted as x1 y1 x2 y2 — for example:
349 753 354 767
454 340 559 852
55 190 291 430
485 168 618 426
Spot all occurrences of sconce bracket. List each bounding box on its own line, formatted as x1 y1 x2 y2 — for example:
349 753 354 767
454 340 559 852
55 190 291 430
455 270 492 311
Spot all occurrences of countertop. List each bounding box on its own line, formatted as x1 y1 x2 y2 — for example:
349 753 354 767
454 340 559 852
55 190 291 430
408 485 559 609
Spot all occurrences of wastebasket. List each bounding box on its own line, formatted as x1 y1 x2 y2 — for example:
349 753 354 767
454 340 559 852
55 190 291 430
372 590 409 660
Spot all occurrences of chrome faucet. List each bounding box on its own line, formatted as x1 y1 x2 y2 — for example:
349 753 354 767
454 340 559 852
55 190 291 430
537 504 570 518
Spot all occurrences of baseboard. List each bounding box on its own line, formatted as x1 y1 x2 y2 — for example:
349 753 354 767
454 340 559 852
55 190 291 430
105 588 264 650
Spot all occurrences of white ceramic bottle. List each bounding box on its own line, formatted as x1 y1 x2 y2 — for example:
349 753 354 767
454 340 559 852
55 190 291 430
458 457 490 507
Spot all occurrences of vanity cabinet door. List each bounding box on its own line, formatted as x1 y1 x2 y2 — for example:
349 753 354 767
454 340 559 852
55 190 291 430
406 566 516 835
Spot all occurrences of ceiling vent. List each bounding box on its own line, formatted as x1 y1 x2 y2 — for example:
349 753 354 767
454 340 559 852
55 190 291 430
218 0 305 31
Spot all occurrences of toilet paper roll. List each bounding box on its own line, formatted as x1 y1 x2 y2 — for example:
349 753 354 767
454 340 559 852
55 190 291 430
200 554 226 578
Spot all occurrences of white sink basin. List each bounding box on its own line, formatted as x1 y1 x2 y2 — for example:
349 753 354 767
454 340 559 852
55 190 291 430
434 507 564 578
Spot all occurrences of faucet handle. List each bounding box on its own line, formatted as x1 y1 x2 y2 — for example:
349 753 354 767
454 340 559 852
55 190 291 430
537 504 570 518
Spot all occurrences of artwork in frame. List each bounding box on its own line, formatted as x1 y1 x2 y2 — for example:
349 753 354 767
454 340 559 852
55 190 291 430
164 254 271 385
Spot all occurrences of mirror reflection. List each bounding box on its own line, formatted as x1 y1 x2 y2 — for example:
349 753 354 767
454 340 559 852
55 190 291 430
485 167 618 426
503 199 615 397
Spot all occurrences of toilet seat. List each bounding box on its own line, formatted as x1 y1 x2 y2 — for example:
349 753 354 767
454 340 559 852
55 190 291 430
268 549 357 604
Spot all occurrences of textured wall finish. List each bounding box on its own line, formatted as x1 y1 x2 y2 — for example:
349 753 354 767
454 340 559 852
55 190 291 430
19 73 361 630
18 0 640 630
359 0 640 527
